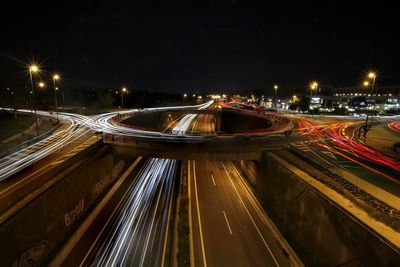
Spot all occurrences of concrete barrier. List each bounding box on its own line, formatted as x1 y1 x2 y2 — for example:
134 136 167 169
0 148 134 267
235 152 400 266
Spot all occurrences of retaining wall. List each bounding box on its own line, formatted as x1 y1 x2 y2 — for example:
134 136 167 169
236 152 400 266
0 148 133 267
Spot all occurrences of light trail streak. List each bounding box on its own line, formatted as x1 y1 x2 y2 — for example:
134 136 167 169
87 105 203 266
0 102 213 181
296 117 400 183
0 110 93 181
388 121 400 132
88 101 213 140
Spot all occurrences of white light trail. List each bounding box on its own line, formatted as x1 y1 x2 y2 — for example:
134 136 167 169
88 101 214 140
0 110 93 181
88 106 201 266
0 101 213 181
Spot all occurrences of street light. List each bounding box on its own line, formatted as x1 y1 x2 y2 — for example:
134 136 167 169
29 65 39 136
273 85 278 108
53 74 60 121
38 82 45 88
310 81 318 114
368 72 376 101
121 87 127 108
362 72 377 139
368 72 376 79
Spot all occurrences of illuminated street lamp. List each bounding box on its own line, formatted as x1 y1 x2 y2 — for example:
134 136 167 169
273 85 278 108
38 82 45 88
53 74 60 120
368 72 376 79
309 81 318 114
368 72 377 101
29 65 40 136
362 72 377 138
310 82 318 94
121 87 127 108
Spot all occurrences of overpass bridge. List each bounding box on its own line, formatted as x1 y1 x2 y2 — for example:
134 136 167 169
114 107 291 133
101 107 294 160
102 133 303 160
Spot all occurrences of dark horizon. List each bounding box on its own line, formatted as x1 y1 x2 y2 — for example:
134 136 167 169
1 1 399 94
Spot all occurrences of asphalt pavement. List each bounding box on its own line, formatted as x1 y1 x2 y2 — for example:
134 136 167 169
188 159 295 267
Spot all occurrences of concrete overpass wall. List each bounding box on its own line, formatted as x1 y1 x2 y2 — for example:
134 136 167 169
220 111 271 133
235 152 400 266
113 144 265 160
0 147 134 267
121 112 173 132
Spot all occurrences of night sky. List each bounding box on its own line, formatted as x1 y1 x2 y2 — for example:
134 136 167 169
1 1 399 95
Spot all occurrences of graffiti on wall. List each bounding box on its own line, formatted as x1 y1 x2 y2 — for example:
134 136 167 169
64 198 84 228
12 240 49 267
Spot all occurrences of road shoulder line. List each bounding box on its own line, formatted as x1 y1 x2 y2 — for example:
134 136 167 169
193 160 208 267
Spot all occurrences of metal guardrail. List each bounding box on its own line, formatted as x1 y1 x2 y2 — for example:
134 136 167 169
0 123 62 159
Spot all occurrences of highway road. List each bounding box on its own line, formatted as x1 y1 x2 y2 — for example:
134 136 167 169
80 106 212 266
188 160 295 267
89 101 214 139
76 103 297 266
86 157 178 266
0 111 99 221
0 102 212 185
1 103 397 266
0 111 92 181
187 109 298 267
289 115 400 198
0 103 215 225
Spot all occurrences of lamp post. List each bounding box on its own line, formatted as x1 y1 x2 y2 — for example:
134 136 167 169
310 81 318 116
367 72 376 121
29 65 39 136
274 85 278 108
121 87 127 108
362 72 376 139
53 74 60 121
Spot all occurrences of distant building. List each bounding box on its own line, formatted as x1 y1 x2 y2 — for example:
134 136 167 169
332 85 400 114
290 84 335 111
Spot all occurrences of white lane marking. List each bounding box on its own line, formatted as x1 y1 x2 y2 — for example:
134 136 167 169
230 163 301 266
222 210 233 235
161 170 174 267
210 174 216 186
193 160 208 267
221 161 280 267
188 161 195 267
